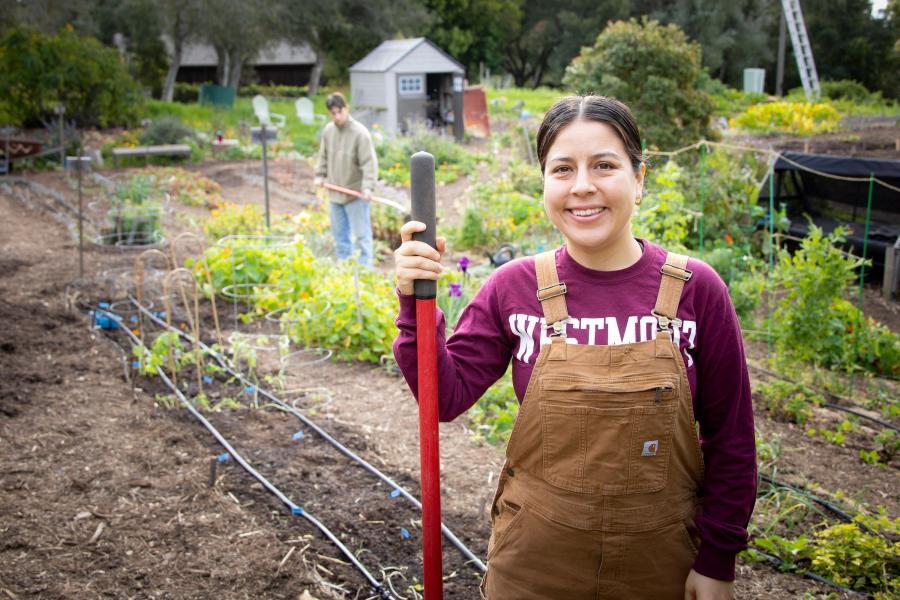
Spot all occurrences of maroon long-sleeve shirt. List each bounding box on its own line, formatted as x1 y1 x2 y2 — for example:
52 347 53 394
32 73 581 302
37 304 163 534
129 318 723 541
393 240 757 581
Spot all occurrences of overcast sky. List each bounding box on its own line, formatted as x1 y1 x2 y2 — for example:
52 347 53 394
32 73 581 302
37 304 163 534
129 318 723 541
872 0 888 16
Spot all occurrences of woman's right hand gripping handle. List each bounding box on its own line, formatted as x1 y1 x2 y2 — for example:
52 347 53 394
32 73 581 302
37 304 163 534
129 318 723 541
394 221 446 297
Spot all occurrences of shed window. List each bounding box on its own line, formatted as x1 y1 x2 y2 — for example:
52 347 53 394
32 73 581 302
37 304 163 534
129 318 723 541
398 75 424 95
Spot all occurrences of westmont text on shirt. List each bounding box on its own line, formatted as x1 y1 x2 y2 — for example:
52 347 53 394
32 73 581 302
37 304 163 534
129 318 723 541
508 313 698 366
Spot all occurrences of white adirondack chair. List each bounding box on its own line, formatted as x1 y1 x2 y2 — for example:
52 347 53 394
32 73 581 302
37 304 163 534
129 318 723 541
295 97 326 125
252 95 286 128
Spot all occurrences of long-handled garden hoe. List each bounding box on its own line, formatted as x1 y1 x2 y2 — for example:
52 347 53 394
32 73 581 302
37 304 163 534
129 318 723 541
320 181 407 212
410 151 443 599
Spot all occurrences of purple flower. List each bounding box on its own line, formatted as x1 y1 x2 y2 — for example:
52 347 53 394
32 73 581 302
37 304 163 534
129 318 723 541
458 256 469 273
449 282 462 297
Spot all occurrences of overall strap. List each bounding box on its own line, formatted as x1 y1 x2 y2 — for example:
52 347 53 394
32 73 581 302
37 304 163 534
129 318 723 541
535 251 569 337
652 252 692 332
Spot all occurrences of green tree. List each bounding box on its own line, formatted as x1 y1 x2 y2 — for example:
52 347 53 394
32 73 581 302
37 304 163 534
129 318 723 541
504 0 628 88
275 0 431 93
631 0 775 89
800 0 899 98
563 18 715 150
423 0 522 80
200 0 281 88
157 0 203 102
0 27 143 127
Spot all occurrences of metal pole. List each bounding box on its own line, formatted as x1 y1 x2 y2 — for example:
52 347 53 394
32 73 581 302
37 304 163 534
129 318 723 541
699 143 706 257
77 155 84 280
58 106 65 168
854 174 875 369
261 124 270 230
767 160 775 358
410 150 443 600
776 11 786 96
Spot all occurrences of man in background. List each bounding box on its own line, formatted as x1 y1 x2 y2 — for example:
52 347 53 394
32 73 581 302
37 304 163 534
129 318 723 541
314 92 378 268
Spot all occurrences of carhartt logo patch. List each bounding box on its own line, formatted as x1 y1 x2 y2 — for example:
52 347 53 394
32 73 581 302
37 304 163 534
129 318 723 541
641 440 659 456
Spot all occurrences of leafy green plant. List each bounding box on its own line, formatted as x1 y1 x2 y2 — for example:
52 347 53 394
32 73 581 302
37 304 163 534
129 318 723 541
811 512 900 596
755 380 821 425
859 449 881 466
146 167 224 208
745 510 900 597
506 159 543 198
101 174 163 246
632 160 693 251
282 262 397 363
469 369 519 445
134 331 186 376
875 430 899 463
750 534 812 572
755 430 782 472
203 203 266 242
770 226 900 376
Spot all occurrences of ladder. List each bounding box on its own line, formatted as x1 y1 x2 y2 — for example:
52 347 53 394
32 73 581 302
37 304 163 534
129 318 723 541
781 0 821 99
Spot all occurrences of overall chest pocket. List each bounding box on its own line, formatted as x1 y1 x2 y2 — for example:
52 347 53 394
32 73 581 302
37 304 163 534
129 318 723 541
539 376 678 495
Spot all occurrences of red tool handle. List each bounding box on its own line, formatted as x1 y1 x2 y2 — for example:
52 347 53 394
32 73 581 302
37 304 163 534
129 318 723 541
320 181 406 211
410 151 443 599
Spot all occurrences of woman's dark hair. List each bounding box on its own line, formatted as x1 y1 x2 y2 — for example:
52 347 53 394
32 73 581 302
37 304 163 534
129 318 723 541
536 95 643 174
325 92 348 110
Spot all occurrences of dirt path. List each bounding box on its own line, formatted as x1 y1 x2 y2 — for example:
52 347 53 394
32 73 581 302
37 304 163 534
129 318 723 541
1 165 893 599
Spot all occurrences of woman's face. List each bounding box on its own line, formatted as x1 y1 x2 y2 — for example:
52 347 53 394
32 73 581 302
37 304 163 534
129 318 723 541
542 119 643 264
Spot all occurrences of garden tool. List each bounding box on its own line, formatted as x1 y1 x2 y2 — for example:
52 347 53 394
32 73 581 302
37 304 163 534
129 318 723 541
410 150 443 600
486 243 516 267
320 181 407 212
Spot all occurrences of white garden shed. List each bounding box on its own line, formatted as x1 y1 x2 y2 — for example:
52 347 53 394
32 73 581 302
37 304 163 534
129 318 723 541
349 38 465 139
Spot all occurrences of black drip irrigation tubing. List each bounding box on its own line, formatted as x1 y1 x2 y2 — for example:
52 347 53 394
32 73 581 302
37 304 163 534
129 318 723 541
748 363 900 433
126 295 488 573
749 549 869 598
757 474 882 536
117 322 394 599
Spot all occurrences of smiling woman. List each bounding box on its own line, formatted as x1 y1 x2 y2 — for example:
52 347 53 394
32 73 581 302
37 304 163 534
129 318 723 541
538 98 646 271
393 95 757 600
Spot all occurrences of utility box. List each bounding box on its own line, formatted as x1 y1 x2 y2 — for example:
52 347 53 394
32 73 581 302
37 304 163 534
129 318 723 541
743 68 766 94
199 84 236 108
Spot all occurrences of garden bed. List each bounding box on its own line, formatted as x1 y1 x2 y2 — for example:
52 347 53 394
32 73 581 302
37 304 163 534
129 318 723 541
2 157 896 598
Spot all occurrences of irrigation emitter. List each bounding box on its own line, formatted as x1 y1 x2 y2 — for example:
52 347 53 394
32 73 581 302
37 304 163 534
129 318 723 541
410 151 443 599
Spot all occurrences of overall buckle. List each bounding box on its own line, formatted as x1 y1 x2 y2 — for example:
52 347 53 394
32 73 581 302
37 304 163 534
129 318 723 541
536 282 567 302
651 309 682 332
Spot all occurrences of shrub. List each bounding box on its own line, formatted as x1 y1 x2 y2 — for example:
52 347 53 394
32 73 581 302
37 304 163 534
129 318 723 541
145 167 223 208
563 18 715 150
204 203 265 242
810 512 900 596
819 80 874 103
450 179 553 252
770 226 900 375
0 28 142 127
729 102 842 137
140 118 195 146
376 122 488 186
239 83 309 98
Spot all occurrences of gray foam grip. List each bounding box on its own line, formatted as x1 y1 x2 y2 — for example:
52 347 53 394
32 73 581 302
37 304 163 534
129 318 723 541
410 151 437 299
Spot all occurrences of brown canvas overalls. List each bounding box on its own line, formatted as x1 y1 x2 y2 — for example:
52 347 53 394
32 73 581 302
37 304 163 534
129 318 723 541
481 250 705 599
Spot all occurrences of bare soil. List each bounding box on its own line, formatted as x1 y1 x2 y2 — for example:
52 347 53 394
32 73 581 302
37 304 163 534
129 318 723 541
1 158 896 599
